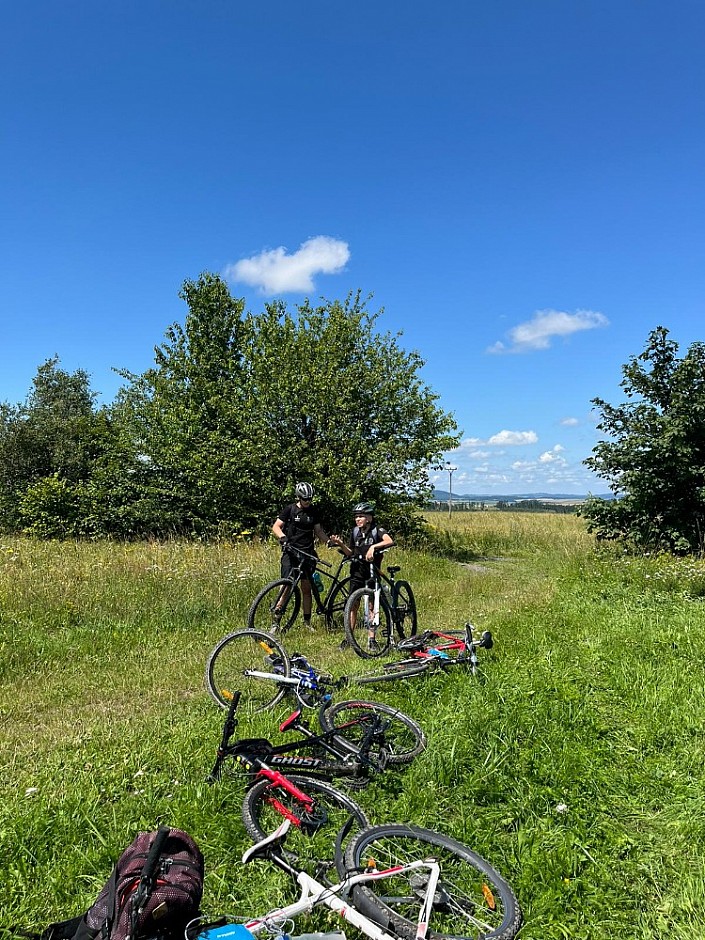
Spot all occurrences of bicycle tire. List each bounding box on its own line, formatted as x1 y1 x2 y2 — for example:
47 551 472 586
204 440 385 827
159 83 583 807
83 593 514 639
248 578 301 634
355 660 433 686
342 824 521 940
391 580 418 639
319 699 426 765
205 629 291 712
242 774 369 880
343 587 393 658
324 576 353 632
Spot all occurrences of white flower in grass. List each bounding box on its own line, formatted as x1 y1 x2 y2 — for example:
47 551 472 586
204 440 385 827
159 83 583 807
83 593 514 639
555 802 569 814
25 787 39 797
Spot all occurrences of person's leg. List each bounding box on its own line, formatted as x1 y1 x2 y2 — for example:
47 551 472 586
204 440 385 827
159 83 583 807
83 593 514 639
274 553 295 620
300 577 313 628
339 577 364 649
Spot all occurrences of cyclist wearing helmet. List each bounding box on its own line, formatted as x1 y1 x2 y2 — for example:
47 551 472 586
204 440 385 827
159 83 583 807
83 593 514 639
271 482 331 631
329 501 394 650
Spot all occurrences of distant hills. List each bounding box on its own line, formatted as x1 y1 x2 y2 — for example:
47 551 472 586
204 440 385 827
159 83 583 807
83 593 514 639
432 489 616 503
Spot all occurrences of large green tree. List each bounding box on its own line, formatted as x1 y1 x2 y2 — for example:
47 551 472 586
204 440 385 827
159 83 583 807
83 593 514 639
119 276 458 534
583 327 705 554
115 273 254 533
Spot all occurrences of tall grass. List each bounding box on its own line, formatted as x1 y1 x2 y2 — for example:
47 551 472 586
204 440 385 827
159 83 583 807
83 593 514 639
2 518 705 939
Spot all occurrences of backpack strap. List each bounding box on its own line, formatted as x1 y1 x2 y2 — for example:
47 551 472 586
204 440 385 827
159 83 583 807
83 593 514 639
128 827 171 937
6 919 84 940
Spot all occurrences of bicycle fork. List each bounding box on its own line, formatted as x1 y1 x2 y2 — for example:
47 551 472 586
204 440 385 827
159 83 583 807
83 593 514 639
364 589 381 638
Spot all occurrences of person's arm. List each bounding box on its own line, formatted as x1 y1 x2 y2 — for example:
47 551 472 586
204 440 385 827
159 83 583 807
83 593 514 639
365 530 394 561
314 522 331 545
328 533 352 555
272 515 287 544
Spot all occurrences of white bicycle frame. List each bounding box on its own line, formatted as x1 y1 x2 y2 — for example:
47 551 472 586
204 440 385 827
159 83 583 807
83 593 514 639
240 820 440 940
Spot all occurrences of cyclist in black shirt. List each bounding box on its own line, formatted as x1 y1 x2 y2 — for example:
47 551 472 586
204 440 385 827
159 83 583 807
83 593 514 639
271 482 331 631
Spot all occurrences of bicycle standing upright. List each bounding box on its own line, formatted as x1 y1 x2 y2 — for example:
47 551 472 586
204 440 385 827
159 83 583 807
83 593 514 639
248 546 353 635
342 553 417 658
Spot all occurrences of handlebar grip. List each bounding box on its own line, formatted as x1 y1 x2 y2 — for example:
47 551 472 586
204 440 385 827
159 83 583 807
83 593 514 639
228 689 242 717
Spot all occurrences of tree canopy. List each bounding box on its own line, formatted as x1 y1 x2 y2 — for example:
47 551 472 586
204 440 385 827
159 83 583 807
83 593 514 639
1 275 458 538
582 326 705 554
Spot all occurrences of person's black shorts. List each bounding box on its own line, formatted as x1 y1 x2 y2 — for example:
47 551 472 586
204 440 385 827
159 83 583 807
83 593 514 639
349 563 382 593
281 548 316 580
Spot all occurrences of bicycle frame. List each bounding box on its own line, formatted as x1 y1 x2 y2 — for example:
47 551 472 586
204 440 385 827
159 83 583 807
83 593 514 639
240 820 441 940
398 624 492 665
359 552 409 633
210 691 389 787
286 547 350 610
242 661 338 708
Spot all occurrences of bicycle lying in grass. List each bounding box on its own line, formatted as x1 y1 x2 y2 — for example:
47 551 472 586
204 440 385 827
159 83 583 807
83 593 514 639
210 686 421 790
205 629 426 763
194 815 522 940
350 624 494 686
343 555 418 658
248 546 353 635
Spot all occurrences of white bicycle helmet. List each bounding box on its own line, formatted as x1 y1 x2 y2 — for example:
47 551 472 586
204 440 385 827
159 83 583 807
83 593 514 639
295 482 315 500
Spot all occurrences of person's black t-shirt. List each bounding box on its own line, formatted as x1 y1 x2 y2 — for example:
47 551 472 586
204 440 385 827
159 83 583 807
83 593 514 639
348 523 390 579
278 503 321 553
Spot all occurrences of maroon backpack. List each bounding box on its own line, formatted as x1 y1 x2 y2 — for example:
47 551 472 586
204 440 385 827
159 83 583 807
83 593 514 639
42 827 204 940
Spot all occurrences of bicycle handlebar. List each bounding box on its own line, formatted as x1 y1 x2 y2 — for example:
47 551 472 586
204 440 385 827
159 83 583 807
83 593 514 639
283 545 333 569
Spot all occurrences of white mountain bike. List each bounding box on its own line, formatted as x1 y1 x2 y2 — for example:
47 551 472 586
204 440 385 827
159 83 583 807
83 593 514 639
192 817 521 940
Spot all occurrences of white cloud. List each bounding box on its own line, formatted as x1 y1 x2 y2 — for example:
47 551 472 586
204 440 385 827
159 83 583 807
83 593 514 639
487 308 609 354
225 236 350 294
561 417 580 427
487 430 538 446
460 437 483 447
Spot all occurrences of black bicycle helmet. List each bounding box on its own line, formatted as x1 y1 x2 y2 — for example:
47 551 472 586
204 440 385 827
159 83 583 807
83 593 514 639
295 482 315 500
352 500 375 515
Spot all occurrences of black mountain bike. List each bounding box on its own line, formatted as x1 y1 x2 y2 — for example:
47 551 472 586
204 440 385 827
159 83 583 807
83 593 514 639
248 546 353 635
343 556 418 659
209 688 413 794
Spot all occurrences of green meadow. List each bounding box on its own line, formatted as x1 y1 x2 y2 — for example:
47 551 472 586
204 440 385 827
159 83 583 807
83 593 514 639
2 513 705 939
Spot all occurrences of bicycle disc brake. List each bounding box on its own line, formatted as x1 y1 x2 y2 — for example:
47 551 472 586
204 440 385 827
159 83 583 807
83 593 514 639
408 872 454 912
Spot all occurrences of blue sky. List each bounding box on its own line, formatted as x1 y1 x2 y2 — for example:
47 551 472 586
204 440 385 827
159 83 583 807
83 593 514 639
3 1 704 495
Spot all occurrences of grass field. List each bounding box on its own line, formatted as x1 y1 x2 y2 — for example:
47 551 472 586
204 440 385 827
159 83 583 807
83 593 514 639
2 514 705 939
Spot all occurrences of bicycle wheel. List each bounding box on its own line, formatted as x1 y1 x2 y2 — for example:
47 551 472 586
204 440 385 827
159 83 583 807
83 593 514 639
392 580 418 639
343 824 521 940
324 576 353 632
344 588 393 659
319 699 426 765
242 775 369 880
248 579 301 634
205 629 291 713
355 659 433 686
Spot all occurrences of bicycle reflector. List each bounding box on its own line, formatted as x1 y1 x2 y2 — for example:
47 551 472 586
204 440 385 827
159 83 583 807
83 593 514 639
482 882 497 911
258 641 275 653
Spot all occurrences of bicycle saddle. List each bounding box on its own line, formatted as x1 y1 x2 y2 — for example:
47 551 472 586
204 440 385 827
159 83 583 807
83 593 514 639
396 631 435 652
279 709 303 732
